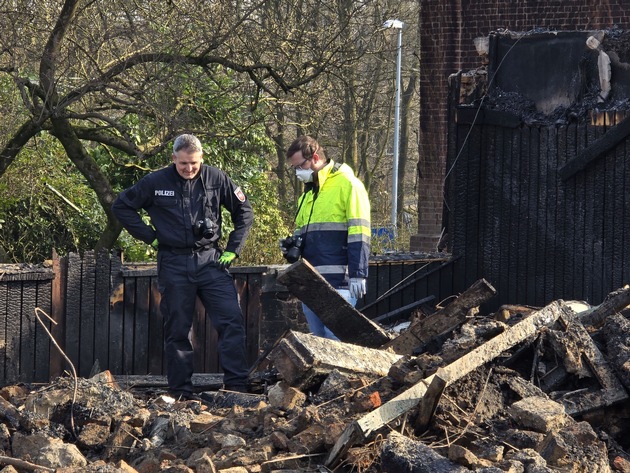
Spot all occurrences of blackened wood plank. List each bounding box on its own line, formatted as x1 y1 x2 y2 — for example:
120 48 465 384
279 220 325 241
50 251 67 379
93 250 111 374
563 124 578 299
246 274 262 364
388 262 404 314
65 252 82 374
496 127 511 306
123 276 136 375
133 277 151 374
34 279 52 382
401 263 416 308
573 124 587 301
148 278 164 375
526 128 540 305
6 281 21 383
20 281 37 382
0 280 7 383
426 262 441 312
506 127 520 304
277 259 391 347
612 113 626 289
465 124 482 291
534 127 548 305
517 126 530 303
478 123 493 291
540 126 561 301
452 123 470 295
485 125 501 307
583 124 596 303
108 253 124 374
591 121 605 304
545 126 559 303
79 250 96 377
376 262 391 317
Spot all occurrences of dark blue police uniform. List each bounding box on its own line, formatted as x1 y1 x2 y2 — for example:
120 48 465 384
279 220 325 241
112 163 253 394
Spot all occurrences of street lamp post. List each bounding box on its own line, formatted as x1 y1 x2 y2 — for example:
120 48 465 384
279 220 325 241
383 19 404 234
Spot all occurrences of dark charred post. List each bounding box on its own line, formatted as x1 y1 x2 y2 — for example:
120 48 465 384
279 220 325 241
108 253 124 374
276 259 391 347
148 277 163 375
123 267 136 376
5 281 20 383
80 250 96 378
579 285 630 328
381 278 497 355
93 250 112 379
50 250 67 379
414 372 447 435
65 252 82 374
134 274 151 374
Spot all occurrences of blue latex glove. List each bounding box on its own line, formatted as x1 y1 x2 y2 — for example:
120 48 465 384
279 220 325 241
348 277 367 299
218 251 237 270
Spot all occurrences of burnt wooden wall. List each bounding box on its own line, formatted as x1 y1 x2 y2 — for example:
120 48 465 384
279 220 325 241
0 251 453 385
445 101 630 310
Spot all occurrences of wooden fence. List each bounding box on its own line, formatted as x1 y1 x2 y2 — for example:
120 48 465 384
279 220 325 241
0 251 452 385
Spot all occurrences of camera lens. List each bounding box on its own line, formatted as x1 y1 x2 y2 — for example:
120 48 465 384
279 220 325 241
286 246 301 263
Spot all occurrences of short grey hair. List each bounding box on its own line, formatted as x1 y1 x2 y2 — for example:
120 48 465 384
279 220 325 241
173 134 203 153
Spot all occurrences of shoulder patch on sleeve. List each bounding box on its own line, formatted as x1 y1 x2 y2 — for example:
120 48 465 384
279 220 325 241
234 187 246 202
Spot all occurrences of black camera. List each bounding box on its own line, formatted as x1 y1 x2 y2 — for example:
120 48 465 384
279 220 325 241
280 235 304 263
193 218 218 240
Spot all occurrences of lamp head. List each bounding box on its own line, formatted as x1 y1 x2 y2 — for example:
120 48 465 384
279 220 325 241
383 19 404 29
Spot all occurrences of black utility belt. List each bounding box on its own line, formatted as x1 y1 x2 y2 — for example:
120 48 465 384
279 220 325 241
159 245 213 255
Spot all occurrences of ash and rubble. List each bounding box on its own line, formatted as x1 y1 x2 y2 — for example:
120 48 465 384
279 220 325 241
0 286 629 472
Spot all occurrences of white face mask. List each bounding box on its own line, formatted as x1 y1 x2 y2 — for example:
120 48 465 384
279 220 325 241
295 168 314 183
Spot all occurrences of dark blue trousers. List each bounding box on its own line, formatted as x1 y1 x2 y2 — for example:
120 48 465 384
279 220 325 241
157 250 249 393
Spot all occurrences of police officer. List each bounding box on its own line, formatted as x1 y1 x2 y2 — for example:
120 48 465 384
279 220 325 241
282 135 371 340
112 134 253 397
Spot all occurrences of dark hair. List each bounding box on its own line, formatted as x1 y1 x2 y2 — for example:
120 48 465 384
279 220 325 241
286 135 326 162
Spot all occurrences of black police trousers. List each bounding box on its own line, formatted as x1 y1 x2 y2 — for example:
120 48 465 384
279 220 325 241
157 248 249 393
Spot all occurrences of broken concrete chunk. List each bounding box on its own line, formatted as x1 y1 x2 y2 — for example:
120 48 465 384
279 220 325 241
538 421 610 472
11 431 88 469
380 431 471 472
508 396 568 433
267 381 306 410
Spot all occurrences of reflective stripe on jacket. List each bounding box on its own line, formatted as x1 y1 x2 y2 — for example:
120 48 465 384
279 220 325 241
295 160 370 288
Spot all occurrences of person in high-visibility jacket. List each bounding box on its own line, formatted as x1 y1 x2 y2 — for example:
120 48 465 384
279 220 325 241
281 135 371 340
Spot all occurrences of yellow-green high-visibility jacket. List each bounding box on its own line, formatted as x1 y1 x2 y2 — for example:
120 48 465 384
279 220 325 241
294 160 371 288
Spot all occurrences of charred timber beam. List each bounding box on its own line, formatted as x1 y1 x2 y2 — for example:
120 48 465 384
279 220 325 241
268 330 402 390
554 312 628 415
578 285 630 328
559 114 630 180
381 278 497 355
326 300 571 468
276 259 391 347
